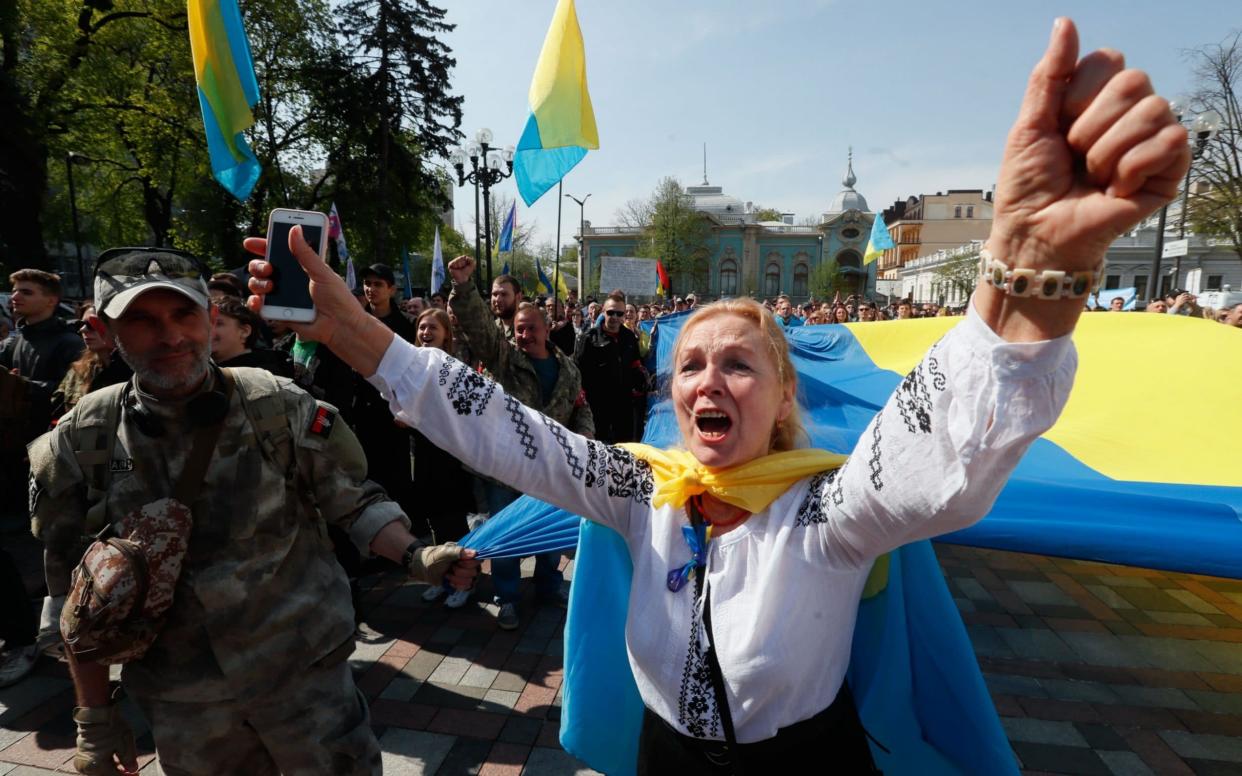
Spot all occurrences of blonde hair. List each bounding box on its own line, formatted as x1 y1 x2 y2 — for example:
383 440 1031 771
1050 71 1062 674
671 297 807 452
416 308 454 354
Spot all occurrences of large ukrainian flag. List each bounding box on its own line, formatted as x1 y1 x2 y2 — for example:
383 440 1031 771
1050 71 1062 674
187 0 262 201
513 0 599 206
463 313 1242 774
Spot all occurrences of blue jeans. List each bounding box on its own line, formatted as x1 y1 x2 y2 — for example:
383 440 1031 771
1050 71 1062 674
484 482 564 605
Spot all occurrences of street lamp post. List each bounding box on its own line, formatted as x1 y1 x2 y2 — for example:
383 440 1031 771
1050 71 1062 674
565 193 590 299
65 152 92 298
450 129 513 291
1148 106 1222 301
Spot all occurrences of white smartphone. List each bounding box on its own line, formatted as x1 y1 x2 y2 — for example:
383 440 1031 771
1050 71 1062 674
260 208 328 323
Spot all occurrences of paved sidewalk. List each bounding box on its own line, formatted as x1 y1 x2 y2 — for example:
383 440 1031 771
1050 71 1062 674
3 545 1241 775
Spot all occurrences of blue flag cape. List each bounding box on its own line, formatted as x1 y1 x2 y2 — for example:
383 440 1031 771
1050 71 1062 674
461 311 1242 774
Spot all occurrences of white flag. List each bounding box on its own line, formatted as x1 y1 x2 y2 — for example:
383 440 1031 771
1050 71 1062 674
431 227 445 294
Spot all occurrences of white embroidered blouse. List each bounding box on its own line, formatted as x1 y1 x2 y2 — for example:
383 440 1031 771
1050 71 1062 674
367 303 1076 744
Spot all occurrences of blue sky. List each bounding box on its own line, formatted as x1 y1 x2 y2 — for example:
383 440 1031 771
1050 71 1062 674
442 1 1235 247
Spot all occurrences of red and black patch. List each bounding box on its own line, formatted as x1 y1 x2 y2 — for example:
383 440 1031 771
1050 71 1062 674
308 405 337 438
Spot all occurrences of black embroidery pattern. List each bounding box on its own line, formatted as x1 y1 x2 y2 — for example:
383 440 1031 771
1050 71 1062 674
795 469 840 527
583 441 607 489
927 354 947 392
541 415 583 478
677 581 719 739
445 363 496 416
437 358 453 388
505 396 537 459
895 363 933 434
868 417 884 491
601 447 654 505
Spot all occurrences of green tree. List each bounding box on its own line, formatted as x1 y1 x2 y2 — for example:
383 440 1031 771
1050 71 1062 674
1185 31 1242 262
808 260 845 299
932 247 980 303
752 206 783 222
631 177 709 297
334 0 463 264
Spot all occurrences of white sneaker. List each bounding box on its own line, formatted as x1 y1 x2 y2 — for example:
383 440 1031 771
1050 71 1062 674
422 585 447 602
444 589 472 609
0 644 37 688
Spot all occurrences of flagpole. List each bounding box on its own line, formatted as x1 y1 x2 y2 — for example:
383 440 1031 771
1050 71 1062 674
555 181 563 307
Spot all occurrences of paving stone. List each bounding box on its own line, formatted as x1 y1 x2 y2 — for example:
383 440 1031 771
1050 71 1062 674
1193 642 1242 675
1085 584 1138 610
1111 685 1197 711
459 664 501 690
1073 722 1129 750
953 596 976 613
1001 717 1088 746
413 682 489 712
1158 731 1242 763
1173 709 1242 736
380 677 423 702
0 677 72 728
1041 679 1121 705
498 716 544 746
1098 576 1156 589
996 628 1078 663
1124 636 1222 673
379 728 456 775
483 689 522 713
1181 759 1242 776
1114 588 1194 613
520 746 602 776
436 737 492 775
1009 742 1111 775
490 670 529 693
984 673 1047 699
954 577 993 602
1058 631 1141 668
1009 581 1078 608
428 708 507 741
1184 689 1242 715
1147 611 1212 627
1165 590 1222 615
1096 750 1156 776
403 650 448 682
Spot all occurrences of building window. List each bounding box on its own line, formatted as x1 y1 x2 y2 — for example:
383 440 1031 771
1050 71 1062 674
954 205 962 218
764 264 781 297
719 259 738 296
966 206 974 218
1104 274 1121 290
793 264 809 298
1134 275 1148 300
1207 274 1223 290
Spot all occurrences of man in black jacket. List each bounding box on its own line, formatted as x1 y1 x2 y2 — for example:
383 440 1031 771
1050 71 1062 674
0 270 84 437
573 291 647 443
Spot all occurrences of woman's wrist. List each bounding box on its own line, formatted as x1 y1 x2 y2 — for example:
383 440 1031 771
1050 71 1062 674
973 234 1092 343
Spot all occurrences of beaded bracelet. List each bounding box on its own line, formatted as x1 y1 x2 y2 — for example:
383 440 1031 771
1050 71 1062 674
978 248 1105 300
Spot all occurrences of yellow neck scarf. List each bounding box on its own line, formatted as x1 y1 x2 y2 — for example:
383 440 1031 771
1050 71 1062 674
618 444 846 515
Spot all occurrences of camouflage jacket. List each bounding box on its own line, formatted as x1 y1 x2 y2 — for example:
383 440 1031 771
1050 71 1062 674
449 279 594 436
28 367 407 702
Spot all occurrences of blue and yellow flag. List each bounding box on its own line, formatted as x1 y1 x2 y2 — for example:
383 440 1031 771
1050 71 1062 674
864 212 896 264
498 203 516 253
187 0 261 201
461 312 1242 774
513 0 599 206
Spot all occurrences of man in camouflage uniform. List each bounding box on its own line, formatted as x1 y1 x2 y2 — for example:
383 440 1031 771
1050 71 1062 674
28 247 475 775
448 255 593 630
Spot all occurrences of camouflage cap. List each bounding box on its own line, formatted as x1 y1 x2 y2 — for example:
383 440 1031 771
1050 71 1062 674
94 247 210 319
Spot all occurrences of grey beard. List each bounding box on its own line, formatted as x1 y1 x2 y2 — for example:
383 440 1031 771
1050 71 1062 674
115 337 211 393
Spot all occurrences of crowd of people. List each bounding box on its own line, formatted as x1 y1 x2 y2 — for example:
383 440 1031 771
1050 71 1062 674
1102 288 1242 325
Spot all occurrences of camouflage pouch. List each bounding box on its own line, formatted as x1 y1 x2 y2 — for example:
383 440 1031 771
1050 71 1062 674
60 497 194 663
60 369 235 664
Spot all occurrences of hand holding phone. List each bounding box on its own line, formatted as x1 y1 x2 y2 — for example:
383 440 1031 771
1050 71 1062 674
260 208 328 323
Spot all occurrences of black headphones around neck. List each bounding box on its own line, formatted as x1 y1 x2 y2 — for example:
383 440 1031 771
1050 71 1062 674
125 368 231 438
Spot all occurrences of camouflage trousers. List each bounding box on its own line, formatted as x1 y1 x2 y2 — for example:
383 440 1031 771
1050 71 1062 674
132 658 380 775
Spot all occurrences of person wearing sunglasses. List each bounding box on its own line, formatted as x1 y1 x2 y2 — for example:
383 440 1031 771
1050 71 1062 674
49 302 132 424
29 247 477 775
574 291 648 444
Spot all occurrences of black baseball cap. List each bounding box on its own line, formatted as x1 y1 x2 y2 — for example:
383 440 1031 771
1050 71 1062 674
361 264 395 284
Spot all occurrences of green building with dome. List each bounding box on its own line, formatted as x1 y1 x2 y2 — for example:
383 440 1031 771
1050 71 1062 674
578 153 878 302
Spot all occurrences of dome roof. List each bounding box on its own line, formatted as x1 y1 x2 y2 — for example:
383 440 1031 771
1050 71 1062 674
686 185 745 214
825 149 869 213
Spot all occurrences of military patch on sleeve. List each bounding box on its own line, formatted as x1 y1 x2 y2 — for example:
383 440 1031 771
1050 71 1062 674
28 473 43 516
574 389 588 409
308 405 337 438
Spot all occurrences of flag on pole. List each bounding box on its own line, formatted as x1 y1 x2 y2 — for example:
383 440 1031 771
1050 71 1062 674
655 260 670 296
536 261 555 297
345 259 357 292
498 203 517 253
864 212 896 265
401 246 413 299
431 227 445 294
501 262 511 276
513 0 599 206
187 0 262 201
328 203 350 260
